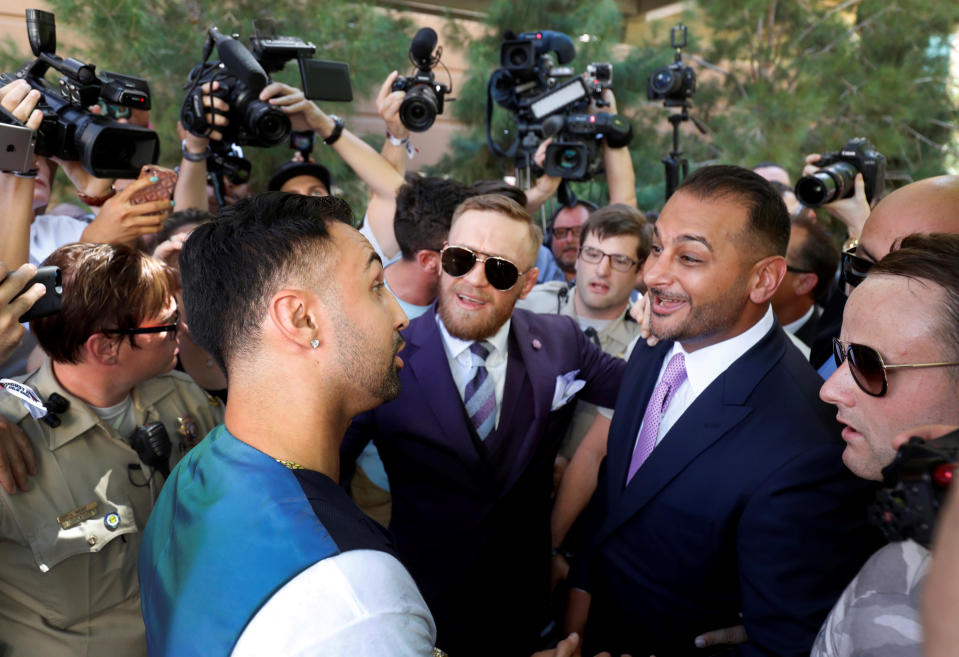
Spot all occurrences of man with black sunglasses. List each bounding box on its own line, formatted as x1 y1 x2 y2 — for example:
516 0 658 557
342 193 625 657
814 234 959 657
0 242 222 657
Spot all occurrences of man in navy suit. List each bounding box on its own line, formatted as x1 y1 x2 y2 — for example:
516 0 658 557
567 166 881 657
343 194 625 657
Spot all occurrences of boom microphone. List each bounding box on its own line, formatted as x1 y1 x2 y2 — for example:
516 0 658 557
410 27 438 70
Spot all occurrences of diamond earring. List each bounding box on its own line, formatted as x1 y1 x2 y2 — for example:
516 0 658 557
310 339 319 349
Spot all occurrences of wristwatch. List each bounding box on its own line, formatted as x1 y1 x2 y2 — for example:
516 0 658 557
324 115 344 145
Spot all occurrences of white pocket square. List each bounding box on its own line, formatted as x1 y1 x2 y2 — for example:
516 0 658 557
551 369 586 411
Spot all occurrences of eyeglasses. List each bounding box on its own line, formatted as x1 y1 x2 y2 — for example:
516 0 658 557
832 338 959 397
578 245 640 272
552 226 581 240
103 311 179 336
441 245 525 291
840 248 874 288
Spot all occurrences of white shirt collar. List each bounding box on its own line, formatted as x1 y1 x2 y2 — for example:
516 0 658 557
781 304 815 335
666 306 775 397
436 314 511 366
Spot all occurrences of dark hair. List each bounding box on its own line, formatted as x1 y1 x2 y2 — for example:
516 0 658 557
548 198 599 228
790 216 840 302
678 164 790 257
472 180 527 207
871 233 959 362
32 243 177 363
394 175 477 260
179 192 353 373
581 204 652 264
155 208 214 247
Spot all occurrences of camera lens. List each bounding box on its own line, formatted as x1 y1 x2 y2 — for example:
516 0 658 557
651 69 677 95
544 142 587 180
76 115 159 179
795 161 858 208
399 84 439 132
244 100 291 147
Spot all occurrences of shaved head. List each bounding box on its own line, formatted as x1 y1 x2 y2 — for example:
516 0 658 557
859 175 959 262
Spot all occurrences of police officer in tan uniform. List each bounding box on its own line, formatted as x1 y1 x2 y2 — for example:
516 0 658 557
517 204 650 459
0 243 223 657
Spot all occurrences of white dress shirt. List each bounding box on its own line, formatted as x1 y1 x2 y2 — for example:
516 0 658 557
636 306 776 450
437 315 511 429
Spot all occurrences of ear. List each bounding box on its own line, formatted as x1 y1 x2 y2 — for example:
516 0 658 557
794 272 818 297
749 255 787 305
517 267 540 300
86 333 121 366
268 288 323 352
416 249 440 275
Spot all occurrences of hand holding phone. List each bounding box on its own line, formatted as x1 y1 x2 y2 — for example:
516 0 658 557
129 165 177 205
0 263 61 364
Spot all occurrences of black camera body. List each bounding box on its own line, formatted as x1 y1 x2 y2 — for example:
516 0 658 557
794 137 886 208
870 429 958 548
647 24 696 107
487 29 628 180
181 19 352 148
544 112 633 180
0 10 158 178
390 27 451 133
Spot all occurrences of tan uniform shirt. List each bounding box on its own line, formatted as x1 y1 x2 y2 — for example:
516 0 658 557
516 282 640 458
0 358 224 657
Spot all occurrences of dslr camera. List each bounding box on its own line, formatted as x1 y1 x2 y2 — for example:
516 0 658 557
488 29 631 180
647 24 696 106
870 429 958 548
0 9 158 178
794 137 885 208
181 18 353 148
391 28 452 133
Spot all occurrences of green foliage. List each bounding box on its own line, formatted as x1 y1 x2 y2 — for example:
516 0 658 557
1 1 413 214
439 0 959 213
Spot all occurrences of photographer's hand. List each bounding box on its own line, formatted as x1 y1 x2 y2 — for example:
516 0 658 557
0 81 45 269
0 262 45 364
601 90 638 209
262 81 405 259
629 292 660 347
802 153 870 241
526 138 562 215
377 70 411 176
0 79 44 132
81 176 172 247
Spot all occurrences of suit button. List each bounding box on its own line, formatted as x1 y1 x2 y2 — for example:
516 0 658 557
87 536 97 546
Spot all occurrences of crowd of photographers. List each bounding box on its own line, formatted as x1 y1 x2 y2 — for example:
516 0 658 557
0 9 957 657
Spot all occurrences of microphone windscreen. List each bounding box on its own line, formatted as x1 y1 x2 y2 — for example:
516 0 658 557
410 27 438 67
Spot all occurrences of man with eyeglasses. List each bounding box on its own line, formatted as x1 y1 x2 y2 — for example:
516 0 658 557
812 234 959 657
0 242 223 657
342 193 625 657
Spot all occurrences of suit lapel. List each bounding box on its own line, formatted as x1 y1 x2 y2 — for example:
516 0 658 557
597 325 787 544
405 306 483 466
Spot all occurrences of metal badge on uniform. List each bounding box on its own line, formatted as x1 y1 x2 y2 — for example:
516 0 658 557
203 391 221 407
0 378 48 419
57 501 99 530
178 415 200 447
103 512 121 531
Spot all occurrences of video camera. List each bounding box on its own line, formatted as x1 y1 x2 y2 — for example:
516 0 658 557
180 18 353 148
794 137 885 208
870 429 958 548
0 9 159 178
487 29 631 181
391 28 452 133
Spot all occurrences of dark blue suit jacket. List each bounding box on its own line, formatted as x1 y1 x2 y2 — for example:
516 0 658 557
343 306 625 657
575 323 882 657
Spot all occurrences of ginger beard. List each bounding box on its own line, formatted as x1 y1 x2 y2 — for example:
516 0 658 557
437 273 523 341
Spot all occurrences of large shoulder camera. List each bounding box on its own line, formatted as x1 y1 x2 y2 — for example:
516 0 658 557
794 137 885 208
870 429 958 548
487 29 631 180
391 28 452 133
647 24 696 106
181 18 353 148
0 9 158 178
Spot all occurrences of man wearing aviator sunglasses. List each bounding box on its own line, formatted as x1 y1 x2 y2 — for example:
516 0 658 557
343 193 625 657
813 235 959 657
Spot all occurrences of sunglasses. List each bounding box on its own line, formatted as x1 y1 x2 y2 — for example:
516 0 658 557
103 311 180 336
840 248 873 288
441 245 525 291
832 338 959 397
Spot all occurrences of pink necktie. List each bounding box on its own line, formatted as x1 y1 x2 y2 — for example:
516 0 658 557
626 352 687 483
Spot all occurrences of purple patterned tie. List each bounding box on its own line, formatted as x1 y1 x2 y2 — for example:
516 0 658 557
465 341 496 440
626 352 687 483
